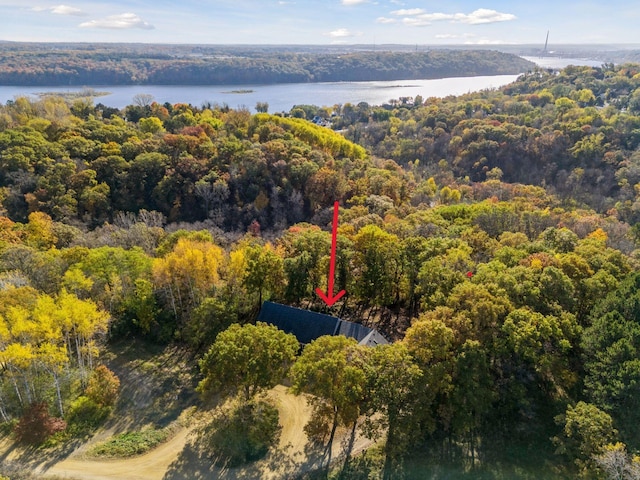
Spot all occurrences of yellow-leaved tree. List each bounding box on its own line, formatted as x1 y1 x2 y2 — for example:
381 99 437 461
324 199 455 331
0 287 109 418
152 238 225 319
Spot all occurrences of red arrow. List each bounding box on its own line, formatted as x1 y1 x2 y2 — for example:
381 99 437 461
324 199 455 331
315 201 346 307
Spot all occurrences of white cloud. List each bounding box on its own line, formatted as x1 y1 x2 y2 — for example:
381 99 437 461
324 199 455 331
396 8 516 27
52 5 85 15
326 28 361 38
401 13 453 27
32 4 87 15
391 8 424 15
341 0 368 5
402 17 431 27
434 33 459 39
79 13 154 30
376 16 397 24
457 9 516 25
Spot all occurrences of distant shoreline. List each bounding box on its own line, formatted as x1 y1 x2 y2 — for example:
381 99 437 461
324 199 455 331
0 47 534 87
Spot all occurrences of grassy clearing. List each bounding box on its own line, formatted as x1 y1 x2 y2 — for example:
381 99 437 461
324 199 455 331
88 407 195 459
88 425 174 458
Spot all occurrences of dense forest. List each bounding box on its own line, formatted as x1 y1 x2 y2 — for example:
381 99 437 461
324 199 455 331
0 43 533 86
1 62 640 479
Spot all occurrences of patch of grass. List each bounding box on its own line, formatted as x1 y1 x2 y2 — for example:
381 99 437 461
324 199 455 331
89 425 174 458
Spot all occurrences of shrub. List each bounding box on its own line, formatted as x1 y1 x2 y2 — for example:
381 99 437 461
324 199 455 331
90 427 170 458
85 365 120 407
66 396 111 431
14 402 67 445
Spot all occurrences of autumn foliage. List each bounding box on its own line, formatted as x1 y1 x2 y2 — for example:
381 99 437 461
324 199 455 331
85 365 120 408
1 61 640 477
13 402 66 445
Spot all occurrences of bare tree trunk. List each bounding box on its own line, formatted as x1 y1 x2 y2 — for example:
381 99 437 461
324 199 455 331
75 334 85 380
167 286 178 320
22 376 33 404
65 331 73 363
53 371 64 416
87 339 94 371
11 375 23 406
0 390 10 422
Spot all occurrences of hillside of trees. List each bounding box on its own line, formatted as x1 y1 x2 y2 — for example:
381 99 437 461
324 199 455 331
1 63 640 479
0 43 534 86
335 63 640 220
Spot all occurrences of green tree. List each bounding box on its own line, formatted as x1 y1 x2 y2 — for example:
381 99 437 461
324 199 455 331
197 322 298 403
582 272 640 447
241 242 285 307
502 307 578 390
290 335 369 470
280 225 332 304
366 343 422 480
183 293 238 349
139 116 165 134
554 401 618 477
353 225 401 306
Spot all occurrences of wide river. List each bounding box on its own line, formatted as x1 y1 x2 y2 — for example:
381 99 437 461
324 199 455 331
0 57 603 112
0 75 519 113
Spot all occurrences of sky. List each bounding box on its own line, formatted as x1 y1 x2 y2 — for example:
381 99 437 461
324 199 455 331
1 0 639 45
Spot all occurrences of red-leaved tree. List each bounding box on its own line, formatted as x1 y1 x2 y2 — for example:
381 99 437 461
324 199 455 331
14 402 67 445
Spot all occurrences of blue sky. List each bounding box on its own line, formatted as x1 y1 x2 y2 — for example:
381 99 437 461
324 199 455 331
1 0 638 45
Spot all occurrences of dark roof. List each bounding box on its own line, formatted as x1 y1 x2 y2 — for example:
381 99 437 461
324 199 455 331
258 301 388 347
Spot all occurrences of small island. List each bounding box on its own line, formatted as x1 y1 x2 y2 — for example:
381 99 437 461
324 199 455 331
36 88 110 100
222 89 255 94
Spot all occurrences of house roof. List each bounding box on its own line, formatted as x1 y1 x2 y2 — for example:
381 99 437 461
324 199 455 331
258 301 388 347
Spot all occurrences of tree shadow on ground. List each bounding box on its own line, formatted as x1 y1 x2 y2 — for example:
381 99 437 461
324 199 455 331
164 430 326 480
104 339 201 433
1 431 93 474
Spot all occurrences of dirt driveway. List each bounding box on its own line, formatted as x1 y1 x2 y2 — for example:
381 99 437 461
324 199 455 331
37 385 372 480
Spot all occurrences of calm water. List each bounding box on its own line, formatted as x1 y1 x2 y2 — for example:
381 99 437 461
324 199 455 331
0 57 604 111
0 75 519 112
521 56 604 69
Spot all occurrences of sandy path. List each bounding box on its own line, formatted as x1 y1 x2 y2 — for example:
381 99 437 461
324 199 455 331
40 427 191 480
33 385 372 480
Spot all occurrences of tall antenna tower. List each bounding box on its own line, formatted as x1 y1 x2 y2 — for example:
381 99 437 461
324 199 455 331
542 30 549 55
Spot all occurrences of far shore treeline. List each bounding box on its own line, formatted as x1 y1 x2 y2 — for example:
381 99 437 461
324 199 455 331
0 43 534 86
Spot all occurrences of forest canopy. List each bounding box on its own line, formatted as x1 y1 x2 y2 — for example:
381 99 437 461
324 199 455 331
2 61 640 478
